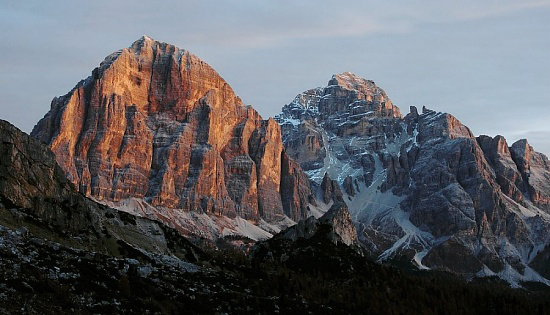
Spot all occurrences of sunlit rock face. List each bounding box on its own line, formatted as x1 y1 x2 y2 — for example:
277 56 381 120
1 119 203 260
276 72 550 286
31 36 315 231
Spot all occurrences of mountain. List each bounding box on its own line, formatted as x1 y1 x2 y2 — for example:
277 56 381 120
31 36 324 245
3 119 550 313
27 35 550 286
276 72 550 286
4 35 550 311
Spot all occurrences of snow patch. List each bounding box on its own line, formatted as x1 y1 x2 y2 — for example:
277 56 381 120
280 117 301 127
308 201 333 219
477 264 550 288
223 217 273 241
97 198 295 243
413 248 431 270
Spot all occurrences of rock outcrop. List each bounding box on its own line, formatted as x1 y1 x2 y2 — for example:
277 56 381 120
509 139 550 210
477 135 525 203
320 172 344 204
276 72 550 286
31 36 316 240
276 201 359 247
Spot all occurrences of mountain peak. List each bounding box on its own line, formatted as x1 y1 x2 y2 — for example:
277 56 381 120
278 68 550 285
130 35 154 48
140 34 155 42
129 35 183 55
320 72 401 119
332 71 364 81
329 72 376 91
133 34 169 47
31 37 316 238
333 71 359 78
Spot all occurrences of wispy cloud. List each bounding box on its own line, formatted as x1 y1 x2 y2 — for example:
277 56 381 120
439 1 550 21
3 0 548 50
170 0 550 49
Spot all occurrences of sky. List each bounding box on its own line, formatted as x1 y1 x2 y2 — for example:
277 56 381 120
1 0 549 155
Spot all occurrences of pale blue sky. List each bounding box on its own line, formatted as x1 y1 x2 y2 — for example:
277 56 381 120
1 0 549 154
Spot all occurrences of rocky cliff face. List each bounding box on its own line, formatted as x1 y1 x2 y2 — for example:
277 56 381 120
32 36 318 242
0 119 202 261
276 72 550 286
276 201 359 248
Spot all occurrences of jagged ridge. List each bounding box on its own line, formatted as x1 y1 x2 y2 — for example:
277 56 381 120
276 72 550 286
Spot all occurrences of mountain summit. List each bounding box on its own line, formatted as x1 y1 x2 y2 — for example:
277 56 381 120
31 37 322 243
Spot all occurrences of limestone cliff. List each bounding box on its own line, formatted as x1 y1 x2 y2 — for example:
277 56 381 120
32 36 315 231
276 72 550 286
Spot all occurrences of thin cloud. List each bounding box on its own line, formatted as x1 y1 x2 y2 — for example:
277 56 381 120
447 1 550 21
3 1 547 50
175 1 550 49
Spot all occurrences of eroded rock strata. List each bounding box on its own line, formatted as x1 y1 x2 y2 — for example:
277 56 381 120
32 37 316 240
276 72 550 285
